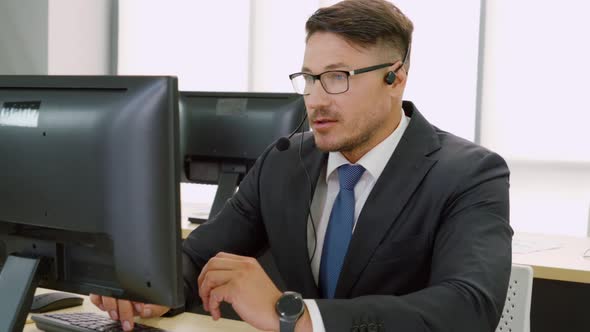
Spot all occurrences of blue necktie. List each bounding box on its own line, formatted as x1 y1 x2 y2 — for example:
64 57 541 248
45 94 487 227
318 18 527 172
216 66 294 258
319 164 365 298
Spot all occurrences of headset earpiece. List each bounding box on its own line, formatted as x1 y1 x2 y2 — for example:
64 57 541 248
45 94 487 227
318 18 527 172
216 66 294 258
385 71 396 85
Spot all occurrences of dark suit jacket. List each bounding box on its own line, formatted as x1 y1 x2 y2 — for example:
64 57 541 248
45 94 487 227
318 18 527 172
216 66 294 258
182 101 513 331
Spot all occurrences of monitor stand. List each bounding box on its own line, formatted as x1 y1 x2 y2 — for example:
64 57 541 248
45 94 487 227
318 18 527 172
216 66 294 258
188 172 241 224
0 255 47 331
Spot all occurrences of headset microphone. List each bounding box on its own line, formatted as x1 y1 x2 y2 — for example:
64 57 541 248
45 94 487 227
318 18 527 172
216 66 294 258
275 137 291 152
270 109 318 263
275 112 308 151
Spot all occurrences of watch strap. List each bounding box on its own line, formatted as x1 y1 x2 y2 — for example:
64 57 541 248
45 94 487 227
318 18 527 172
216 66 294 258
280 316 297 332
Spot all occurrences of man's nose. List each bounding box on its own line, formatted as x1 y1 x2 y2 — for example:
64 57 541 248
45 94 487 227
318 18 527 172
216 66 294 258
304 79 330 111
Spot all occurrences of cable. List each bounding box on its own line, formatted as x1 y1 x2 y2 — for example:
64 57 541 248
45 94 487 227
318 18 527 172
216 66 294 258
297 125 318 263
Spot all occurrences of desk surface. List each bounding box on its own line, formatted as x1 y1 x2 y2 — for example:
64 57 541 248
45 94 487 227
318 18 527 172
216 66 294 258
24 289 262 332
512 232 590 283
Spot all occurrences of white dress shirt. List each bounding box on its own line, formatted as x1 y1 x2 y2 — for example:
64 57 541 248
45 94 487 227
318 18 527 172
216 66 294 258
302 107 411 331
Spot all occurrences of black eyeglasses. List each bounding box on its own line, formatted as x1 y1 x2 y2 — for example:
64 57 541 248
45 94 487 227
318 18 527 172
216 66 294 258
290 43 411 96
288 63 393 95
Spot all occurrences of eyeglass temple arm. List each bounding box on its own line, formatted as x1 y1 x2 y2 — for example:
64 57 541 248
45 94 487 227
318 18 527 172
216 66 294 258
351 63 394 75
399 42 411 73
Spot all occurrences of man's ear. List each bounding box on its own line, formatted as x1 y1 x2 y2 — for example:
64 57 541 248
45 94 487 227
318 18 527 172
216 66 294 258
386 61 407 96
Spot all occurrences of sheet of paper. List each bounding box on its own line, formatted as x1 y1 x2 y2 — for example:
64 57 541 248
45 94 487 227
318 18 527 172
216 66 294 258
512 236 563 254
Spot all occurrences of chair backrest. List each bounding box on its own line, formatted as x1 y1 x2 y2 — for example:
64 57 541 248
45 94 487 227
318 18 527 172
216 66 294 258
495 264 533 332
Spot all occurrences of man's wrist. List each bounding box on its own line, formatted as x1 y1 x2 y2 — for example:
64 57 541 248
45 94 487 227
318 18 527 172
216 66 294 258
276 291 306 332
294 305 312 332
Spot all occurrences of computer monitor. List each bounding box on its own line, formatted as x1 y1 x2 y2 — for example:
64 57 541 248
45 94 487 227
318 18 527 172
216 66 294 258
0 75 184 331
179 91 307 223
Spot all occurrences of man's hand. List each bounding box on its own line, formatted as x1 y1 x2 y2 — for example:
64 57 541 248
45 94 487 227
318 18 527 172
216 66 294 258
89 294 169 331
198 252 284 331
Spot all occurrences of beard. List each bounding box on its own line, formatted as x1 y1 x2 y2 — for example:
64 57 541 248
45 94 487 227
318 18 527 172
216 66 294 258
310 106 388 158
313 126 373 153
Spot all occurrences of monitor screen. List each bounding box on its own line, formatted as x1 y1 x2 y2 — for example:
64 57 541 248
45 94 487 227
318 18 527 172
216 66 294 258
179 91 307 221
0 75 183 329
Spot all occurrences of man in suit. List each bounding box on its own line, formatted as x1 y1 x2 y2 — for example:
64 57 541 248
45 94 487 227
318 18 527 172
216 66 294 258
92 0 512 331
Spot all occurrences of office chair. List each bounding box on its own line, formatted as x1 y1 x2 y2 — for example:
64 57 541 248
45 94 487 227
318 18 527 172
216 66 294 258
495 264 533 332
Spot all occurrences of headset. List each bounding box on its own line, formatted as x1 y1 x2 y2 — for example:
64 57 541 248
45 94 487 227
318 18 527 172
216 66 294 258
384 42 412 85
273 111 318 262
385 71 397 85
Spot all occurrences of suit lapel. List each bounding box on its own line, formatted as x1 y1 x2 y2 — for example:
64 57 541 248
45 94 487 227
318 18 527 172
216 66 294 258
335 102 441 298
282 133 326 298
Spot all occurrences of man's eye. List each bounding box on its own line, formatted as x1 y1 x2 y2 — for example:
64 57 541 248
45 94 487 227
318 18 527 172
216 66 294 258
325 72 346 81
333 73 346 80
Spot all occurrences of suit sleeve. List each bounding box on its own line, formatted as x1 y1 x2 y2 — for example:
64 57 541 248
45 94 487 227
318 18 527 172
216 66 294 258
316 151 513 332
180 145 273 309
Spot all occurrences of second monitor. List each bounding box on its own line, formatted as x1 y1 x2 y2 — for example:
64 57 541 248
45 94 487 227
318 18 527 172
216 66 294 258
180 92 307 223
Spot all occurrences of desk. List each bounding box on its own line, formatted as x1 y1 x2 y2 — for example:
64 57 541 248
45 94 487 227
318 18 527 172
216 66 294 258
24 289 262 332
510 232 590 332
512 232 590 283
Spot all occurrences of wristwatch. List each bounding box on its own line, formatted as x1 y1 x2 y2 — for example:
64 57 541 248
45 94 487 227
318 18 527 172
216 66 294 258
275 291 305 332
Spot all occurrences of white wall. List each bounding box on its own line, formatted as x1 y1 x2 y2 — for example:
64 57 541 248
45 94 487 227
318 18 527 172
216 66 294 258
481 0 590 162
249 0 319 92
481 0 590 236
0 0 48 75
508 161 590 236
396 0 481 142
118 0 250 92
48 0 114 75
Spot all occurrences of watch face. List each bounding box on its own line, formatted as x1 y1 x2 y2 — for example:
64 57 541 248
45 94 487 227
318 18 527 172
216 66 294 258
276 292 304 319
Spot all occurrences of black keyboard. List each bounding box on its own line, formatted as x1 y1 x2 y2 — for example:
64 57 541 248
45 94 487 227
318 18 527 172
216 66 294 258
31 312 169 332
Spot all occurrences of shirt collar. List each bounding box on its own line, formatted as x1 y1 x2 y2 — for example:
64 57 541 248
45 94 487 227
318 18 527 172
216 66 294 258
326 106 410 182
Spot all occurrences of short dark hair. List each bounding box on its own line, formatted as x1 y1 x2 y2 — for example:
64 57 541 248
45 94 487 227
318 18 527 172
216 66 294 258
306 0 413 70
